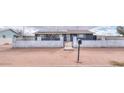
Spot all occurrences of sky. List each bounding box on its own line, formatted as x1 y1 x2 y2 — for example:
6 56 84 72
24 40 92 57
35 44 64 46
89 26 121 36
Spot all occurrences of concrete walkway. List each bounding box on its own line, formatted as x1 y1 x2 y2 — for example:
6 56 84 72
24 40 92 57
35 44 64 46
64 42 74 51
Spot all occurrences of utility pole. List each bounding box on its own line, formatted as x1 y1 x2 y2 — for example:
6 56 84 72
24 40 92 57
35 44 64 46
77 39 81 63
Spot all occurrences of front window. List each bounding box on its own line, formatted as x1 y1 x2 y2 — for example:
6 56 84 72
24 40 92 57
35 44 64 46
42 34 60 40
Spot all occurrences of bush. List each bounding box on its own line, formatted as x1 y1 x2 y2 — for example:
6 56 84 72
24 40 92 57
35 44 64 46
117 26 124 35
3 43 10 45
110 61 124 67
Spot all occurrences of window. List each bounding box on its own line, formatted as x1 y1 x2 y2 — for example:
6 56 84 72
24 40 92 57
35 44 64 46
2 35 6 38
42 34 60 40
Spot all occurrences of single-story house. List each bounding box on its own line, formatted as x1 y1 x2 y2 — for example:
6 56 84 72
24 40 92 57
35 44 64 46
0 29 18 45
13 26 97 48
16 26 96 41
13 26 124 48
34 30 96 42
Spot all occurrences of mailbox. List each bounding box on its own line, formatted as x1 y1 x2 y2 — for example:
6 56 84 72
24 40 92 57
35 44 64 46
77 39 81 63
78 39 82 45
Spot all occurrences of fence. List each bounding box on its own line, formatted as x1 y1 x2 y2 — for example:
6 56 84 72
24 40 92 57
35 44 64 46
73 37 124 47
12 37 64 48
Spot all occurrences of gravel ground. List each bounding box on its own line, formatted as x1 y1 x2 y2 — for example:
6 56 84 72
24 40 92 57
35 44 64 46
1 45 124 66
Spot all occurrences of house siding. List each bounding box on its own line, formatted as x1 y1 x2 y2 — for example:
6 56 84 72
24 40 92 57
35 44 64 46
0 30 17 45
0 30 17 38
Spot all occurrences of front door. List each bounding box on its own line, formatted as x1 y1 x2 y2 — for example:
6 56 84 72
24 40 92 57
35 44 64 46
66 34 70 42
64 34 73 49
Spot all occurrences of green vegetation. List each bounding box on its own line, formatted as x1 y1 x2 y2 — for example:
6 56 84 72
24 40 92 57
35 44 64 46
117 26 124 35
110 61 124 67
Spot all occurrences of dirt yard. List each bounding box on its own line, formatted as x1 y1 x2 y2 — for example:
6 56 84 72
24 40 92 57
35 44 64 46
1 45 124 66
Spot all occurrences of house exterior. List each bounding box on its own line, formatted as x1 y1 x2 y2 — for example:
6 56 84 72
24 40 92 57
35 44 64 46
13 26 96 48
0 29 18 45
13 26 124 48
18 26 96 41
34 30 96 42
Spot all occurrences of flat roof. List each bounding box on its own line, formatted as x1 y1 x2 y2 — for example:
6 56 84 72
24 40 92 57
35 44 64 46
35 30 93 34
67 30 93 34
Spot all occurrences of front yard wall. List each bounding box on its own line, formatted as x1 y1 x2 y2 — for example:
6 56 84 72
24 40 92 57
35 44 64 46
73 37 124 47
12 37 64 48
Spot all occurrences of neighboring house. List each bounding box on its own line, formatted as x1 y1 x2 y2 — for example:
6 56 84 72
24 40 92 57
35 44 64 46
0 29 18 45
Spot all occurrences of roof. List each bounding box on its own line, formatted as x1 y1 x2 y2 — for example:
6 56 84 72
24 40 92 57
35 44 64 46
67 30 93 34
35 30 93 34
34 26 95 35
0 29 18 34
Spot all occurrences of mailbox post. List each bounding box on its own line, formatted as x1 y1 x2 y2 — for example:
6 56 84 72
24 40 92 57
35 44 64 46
77 39 81 63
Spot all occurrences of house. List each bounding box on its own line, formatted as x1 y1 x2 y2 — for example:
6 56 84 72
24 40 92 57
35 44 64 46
13 26 96 48
13 26 124 48
35 29 96 42
30 26 96 41
15 26 96 41
0 29 18 45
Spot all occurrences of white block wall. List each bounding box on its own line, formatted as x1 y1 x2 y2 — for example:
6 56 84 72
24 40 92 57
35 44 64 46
13 37 64 48
73 37 124 47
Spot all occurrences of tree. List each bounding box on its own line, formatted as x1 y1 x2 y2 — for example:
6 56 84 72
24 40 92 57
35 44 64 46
117 26 124 35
